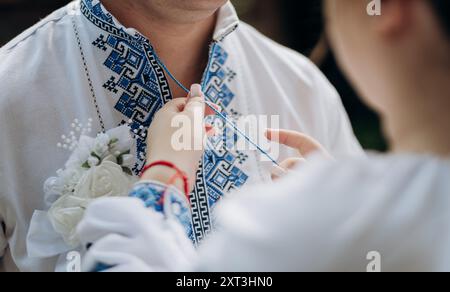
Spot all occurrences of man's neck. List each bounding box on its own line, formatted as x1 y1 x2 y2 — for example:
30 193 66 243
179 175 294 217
101 0 219 97
384 71 450 158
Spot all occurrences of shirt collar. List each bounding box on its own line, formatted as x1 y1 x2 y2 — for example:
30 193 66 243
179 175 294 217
81 0 239 43
213 1 240 42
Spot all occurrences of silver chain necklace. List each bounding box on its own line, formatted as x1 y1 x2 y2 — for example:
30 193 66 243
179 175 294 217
72 17 106 133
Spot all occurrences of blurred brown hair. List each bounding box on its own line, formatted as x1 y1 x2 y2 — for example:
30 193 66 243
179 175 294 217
431 0 450 38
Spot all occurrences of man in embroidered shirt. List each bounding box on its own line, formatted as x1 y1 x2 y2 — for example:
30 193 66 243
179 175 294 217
0 0 363 272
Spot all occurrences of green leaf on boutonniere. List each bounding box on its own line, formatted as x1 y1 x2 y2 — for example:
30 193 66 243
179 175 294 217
117 150 131 165
122 167 133 176
108 138 119 148
90 152 102 161
82 161 90 169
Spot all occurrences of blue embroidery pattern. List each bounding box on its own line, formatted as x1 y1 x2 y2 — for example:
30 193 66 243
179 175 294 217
130 182 193 241
203 45 235 109
83 0 171 173
81 0 248 244
189 45 249 243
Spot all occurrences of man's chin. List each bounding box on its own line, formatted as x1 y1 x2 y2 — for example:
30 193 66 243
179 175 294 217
171 0 228 12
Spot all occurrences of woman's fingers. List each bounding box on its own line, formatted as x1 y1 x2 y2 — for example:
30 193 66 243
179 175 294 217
271 157 306 181
266 129 332 179
185 84 205 114
205 123 216 137
266 128 329 157
187 84 220 116
167 84 220 117
159 97 187 114
185 84 209 142
205 103 221 116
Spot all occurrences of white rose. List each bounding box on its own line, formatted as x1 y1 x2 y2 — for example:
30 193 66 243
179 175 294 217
65 136 95 169
103 154 118 164
107 126 134 154
120 154 135 168
60 167 85 194
48 195 91 247
74 161 135 199
87 156 100 168
43 177 64 206
93 133 110 157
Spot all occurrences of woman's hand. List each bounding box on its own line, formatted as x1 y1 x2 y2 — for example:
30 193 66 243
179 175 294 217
143 84 209 192
266 129 332 180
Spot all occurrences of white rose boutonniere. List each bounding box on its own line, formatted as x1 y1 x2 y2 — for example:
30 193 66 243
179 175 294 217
40 125 138 247
47 195 90 247
75 161 134 199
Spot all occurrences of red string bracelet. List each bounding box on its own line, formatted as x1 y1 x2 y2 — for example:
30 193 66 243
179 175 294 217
140 161 190 201
157 171 188 207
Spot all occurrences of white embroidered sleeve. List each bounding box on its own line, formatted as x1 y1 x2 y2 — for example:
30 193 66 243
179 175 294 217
314 74 365 158
326 88 365 157
194 156 448 272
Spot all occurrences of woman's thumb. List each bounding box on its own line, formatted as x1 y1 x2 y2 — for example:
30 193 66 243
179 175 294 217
185 84 205 114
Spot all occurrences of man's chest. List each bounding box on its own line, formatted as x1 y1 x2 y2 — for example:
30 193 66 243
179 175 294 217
76 18 267 243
